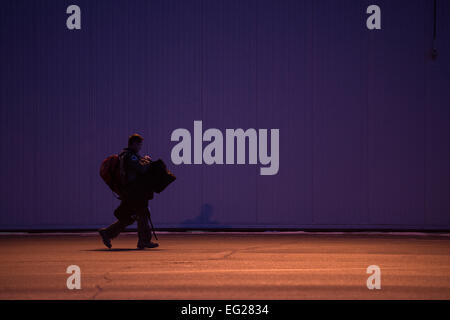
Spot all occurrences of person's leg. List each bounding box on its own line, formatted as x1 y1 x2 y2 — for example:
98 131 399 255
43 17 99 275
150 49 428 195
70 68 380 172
102 219 131 239
137 208 151 242
99 201 135 248
136 207 159 249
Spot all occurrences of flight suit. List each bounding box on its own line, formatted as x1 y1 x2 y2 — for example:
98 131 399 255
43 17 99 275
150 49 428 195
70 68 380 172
102 147 153 245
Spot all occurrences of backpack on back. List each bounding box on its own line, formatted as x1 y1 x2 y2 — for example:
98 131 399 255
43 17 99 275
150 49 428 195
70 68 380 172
99 154 123 197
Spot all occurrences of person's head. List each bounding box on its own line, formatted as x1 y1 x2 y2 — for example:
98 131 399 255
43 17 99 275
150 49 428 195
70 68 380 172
128 133 144 153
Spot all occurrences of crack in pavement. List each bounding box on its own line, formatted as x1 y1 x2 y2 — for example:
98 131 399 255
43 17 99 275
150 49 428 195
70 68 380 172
206 245 266 260
91 284 102 300
91 271 112 299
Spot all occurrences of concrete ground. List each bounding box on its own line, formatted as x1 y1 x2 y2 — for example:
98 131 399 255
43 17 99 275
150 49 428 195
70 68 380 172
0 232 449 300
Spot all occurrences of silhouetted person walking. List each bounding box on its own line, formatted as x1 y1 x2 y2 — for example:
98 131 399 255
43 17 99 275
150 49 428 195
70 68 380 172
99 134 159 249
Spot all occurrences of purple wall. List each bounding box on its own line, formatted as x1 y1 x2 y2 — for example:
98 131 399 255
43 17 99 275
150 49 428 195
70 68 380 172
0 0 449 230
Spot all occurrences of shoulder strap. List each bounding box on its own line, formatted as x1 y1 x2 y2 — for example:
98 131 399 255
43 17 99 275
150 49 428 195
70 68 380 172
118 150 129 185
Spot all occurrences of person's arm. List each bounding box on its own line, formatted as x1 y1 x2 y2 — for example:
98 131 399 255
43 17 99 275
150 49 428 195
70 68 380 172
127 154 151 174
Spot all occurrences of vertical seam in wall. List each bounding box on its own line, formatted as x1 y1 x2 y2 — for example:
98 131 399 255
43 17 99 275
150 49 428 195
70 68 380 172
201 0 204 209
423 0 428 226
220 0 223 127
367 0 371 225
311 0 315 223
255 0 259 224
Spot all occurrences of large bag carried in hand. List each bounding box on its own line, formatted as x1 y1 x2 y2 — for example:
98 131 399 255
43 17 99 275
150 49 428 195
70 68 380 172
144 159 176 194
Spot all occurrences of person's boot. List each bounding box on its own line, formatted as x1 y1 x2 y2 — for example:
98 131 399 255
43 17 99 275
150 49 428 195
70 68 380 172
137 240 159 250
98 228 112 249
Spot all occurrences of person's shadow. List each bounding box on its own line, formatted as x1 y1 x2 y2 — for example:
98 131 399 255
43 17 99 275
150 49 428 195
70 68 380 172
84 248 141 252
180 203 231 228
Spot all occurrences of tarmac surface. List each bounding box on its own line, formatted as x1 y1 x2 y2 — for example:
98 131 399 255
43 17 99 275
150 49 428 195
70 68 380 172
0 232 449 299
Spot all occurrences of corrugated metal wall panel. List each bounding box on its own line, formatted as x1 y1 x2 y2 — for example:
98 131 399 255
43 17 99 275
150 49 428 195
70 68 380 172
426 0 450 226
367 0 427 225
311 0 369 225
0 0 449 230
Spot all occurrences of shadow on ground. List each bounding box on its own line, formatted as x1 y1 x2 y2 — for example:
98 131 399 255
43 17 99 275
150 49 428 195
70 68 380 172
83 248 163 252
